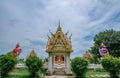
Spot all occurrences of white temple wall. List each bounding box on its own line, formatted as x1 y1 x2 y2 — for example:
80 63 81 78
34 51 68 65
48 52 71 74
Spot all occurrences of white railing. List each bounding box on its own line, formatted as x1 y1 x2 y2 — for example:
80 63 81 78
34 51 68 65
15 63 103 69
88 64 103 69
15 63 26 68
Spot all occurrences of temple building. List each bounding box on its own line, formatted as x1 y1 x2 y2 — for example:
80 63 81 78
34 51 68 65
46 23 73 75
83 51 93 62
28 50 37 57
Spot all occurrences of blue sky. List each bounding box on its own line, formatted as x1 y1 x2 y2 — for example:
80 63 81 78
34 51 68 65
0 0 120 59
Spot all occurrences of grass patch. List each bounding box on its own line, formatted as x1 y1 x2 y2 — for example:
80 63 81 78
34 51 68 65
7 68 46 78
7 68 29 78
86 69 108 76
10 68 29 75
5 68 120 78
4 75 29 78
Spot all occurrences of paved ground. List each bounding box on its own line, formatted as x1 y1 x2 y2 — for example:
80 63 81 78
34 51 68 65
45 75 111 78
45 75 68 78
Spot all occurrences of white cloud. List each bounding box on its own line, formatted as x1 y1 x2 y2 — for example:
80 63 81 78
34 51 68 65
0 0 120 58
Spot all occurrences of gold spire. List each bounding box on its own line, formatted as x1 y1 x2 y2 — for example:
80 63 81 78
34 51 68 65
57 21 61 31
59 20 60 26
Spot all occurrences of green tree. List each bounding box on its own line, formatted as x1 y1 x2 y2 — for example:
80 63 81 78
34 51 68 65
101 56 120 78
6 51 13 57
0 55 17 77
89 29 120 60
71 57 88 78
26 56 43 78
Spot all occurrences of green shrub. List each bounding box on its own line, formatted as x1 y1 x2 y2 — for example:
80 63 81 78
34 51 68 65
25 56 43 78
101 56 120 78
0 55 17 77
71 57 88 78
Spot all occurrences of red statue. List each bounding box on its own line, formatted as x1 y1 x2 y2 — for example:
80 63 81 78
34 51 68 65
13 43 21 57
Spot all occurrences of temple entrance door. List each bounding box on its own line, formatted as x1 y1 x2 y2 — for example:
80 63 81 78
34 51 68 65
54 55 65 68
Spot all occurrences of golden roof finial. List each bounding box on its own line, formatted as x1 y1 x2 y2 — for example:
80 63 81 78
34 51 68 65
65 30 69 35
49 29 54 36
47 34 50 39
57 20 61 31
59 20 60 26
69 34 72 40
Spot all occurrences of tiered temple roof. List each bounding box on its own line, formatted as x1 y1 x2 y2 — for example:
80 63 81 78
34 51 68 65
27 50 37 58
83 51 93 61
46 23 73 53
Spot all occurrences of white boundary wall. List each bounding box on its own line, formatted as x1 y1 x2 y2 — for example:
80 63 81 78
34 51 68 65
16 63 103 69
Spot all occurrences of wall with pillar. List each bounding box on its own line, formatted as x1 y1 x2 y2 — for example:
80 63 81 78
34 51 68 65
48 52 71 75
48 53 53 74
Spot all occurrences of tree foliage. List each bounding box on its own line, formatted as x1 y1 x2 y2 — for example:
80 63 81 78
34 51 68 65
71 57 88 78
25 56 43 78
101 56 120 78
0 55 17 77
89 29 120 60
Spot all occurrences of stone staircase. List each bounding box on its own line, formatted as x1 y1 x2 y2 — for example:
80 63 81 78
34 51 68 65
53 68 66 75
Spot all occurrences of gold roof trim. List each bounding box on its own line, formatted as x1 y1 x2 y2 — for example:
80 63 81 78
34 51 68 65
46 23 73 53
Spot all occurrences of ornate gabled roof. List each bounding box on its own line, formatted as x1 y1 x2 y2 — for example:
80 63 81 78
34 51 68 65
27 50 37 58
46 23 73 53
83 51 93 61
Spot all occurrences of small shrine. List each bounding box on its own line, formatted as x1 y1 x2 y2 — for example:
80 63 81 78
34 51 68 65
83 51 92 62
27 50 37 58
46 23 73 75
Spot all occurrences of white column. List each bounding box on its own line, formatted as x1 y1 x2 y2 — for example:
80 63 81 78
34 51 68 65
66 53 71 74
48 53 53 74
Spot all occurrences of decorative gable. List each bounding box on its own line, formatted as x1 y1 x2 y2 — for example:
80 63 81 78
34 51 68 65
53 31 66 51
46 24 73 53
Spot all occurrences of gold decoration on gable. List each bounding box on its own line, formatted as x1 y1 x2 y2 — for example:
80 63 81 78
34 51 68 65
46 24 73 53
